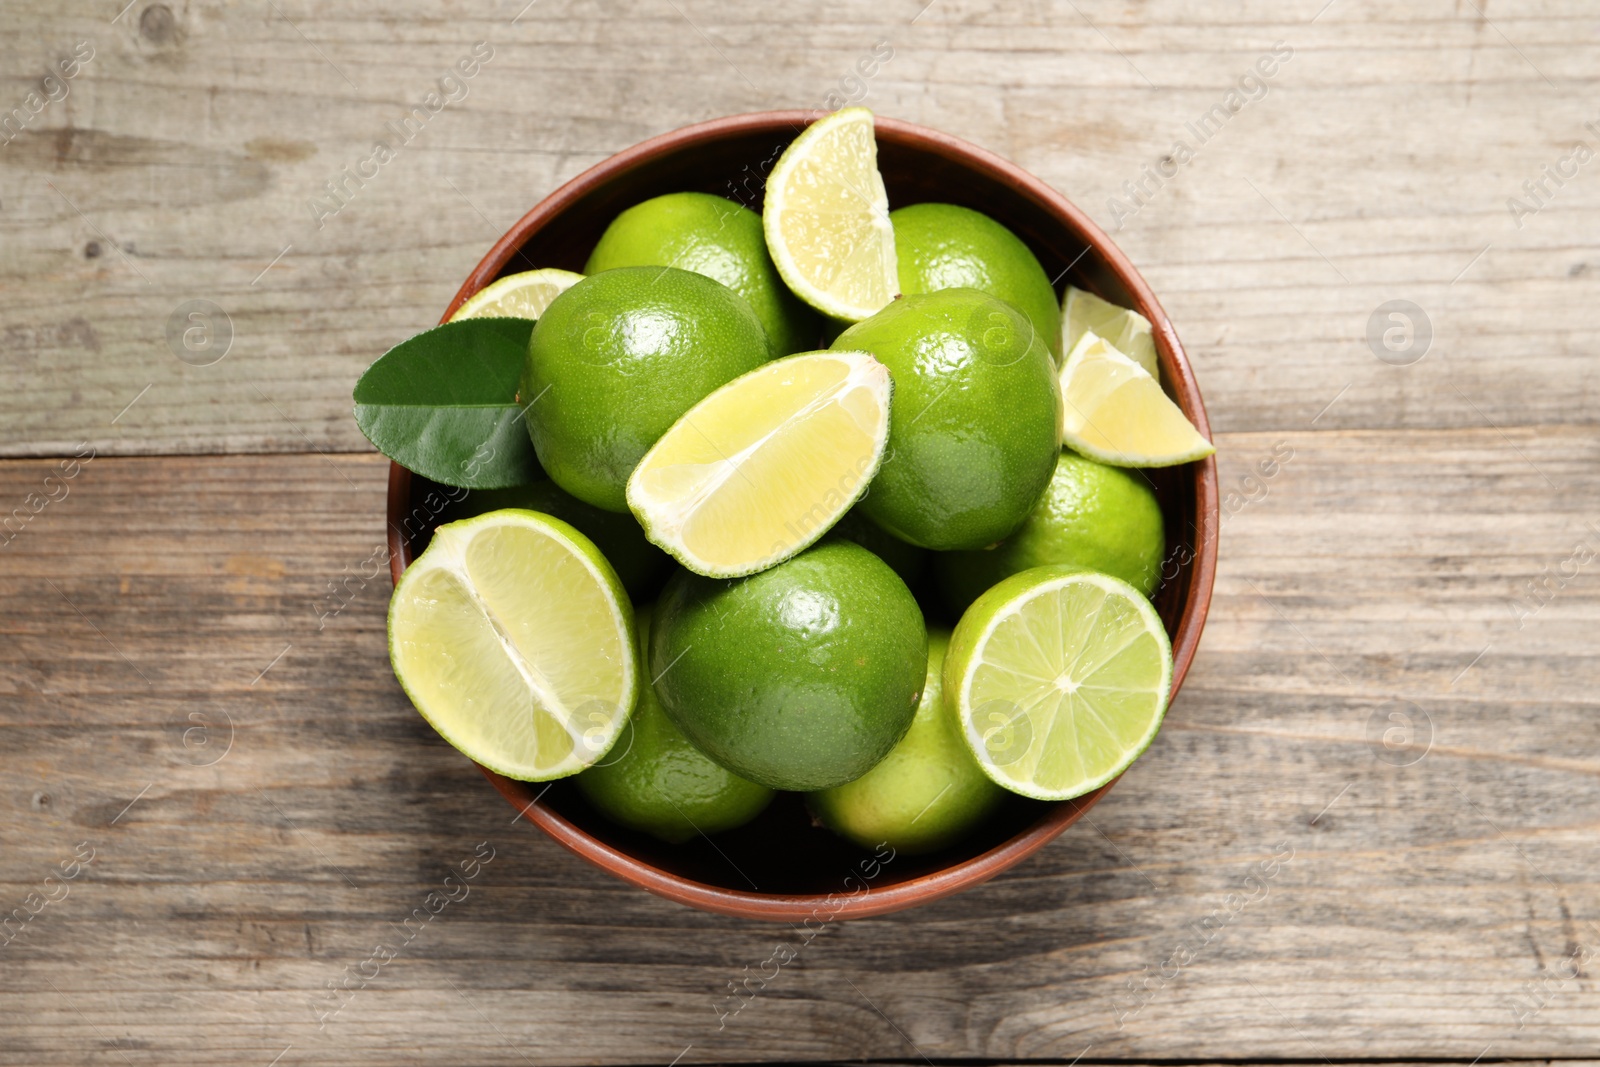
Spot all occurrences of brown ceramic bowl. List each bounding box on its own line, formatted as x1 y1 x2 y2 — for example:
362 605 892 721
387 110 1217 921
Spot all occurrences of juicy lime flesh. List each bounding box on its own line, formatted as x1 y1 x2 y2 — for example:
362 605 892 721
389 513 635 781
446 481 673 601
1062 286 1158 376
892 203 1061 362
650 540 927 792
764 108 898 321
810 629 1006 854
1060 334 1213 467
950 568 1171 799
629 352 889 577
584 192 819 356
522 266 770 512
833 288 1062 550
575 607 773 842
452 269 584 321
937 450 1166 613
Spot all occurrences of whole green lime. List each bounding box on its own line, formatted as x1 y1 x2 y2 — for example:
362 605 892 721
809 628 1005 854
522 266 769 512
441 480 673 601
585 192 820 357
832 289 1061 551
575 607 774 842
892 203 1060 361
937 451 1166 614
650 540 927 791
827 507 928 588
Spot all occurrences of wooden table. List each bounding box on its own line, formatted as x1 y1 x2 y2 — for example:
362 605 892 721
3 1 1596 1064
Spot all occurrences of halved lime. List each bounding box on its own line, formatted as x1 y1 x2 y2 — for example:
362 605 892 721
1059 330 1214 467
451 268 584 321
388 509 637 781
763 107 899 322
1061 285 1158 376
945 566 1172 801
626 350 891 578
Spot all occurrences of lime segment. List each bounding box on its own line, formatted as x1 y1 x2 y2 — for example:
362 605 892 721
1059 331 1214 467
1061 285 1159 376
945 566 1172 801
627 351 891 578
451 269 584 321
763 107 899 322
388 510 636 781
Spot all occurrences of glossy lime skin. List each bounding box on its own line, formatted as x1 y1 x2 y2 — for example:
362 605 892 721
650 540 927 791
575 607 774 843
826 507 928 588
892 203 1061 360
832 289 1062 551
936 451 1166 614
522 266 770 512
585 192 820 357
441 480 673 601
809 629 1005 854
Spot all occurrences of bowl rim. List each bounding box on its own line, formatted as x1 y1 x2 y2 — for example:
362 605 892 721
386 109 1218 922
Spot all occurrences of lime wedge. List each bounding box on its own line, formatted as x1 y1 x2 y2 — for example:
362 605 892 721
1061 285 1158 376
626 351 891 578
388 509 637 781
451 268 584 321
763 108 899 322
1059 330 1214 467
945 566 1172 801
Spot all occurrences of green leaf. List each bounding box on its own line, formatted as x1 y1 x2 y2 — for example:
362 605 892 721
353 318 542 489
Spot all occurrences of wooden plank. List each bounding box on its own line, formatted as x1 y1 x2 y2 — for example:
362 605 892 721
0 437 1595 1064
2 1 1599 457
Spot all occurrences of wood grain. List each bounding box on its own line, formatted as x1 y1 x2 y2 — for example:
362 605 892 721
2 0 1598 456
0 438 1595 1065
